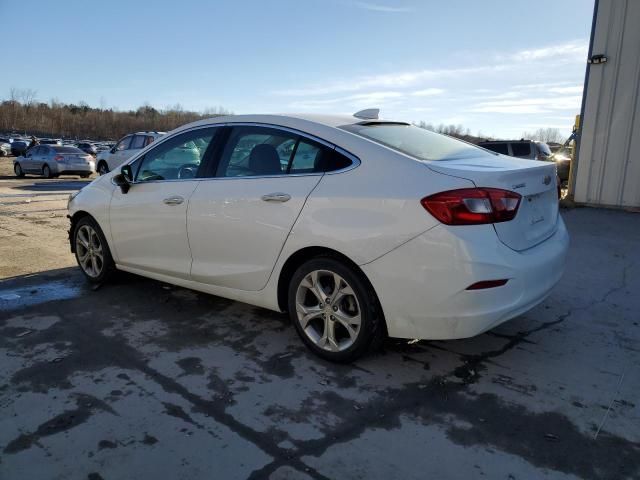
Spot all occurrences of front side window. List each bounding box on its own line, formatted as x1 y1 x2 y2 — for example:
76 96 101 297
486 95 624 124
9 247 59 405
511 142 532 157
135 128 217 182
144 135 155 146
341 123 490 161
130 135 146 150
115 136 132 151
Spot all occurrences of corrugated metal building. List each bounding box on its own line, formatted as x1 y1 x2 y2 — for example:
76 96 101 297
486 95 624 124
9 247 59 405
573 0 640 209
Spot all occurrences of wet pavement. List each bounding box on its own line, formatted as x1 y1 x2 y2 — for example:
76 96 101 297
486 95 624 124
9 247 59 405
0 208 639 479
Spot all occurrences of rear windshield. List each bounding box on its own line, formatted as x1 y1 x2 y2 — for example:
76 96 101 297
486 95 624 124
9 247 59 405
340 123 490 161
52 146 84 154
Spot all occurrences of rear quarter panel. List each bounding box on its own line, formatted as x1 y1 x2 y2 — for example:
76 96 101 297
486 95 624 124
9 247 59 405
277 135 475 267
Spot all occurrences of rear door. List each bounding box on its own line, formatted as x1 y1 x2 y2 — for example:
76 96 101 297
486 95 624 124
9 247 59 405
109 127 220 278
187 125 326 290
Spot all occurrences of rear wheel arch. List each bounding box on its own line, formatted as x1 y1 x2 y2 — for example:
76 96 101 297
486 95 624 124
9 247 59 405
277 246 382 314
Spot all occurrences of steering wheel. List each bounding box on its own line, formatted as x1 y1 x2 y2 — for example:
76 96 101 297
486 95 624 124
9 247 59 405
178 164 197 179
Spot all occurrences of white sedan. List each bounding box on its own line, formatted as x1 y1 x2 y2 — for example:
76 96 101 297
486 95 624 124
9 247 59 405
67 110 569 362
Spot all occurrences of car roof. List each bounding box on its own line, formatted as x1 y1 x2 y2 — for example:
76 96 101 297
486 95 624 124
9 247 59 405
132 131 166 136
168 114 408 142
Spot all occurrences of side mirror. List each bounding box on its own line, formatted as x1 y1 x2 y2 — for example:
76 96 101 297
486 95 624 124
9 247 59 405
113 165 133 194
110 146 117 154
121 164 133 183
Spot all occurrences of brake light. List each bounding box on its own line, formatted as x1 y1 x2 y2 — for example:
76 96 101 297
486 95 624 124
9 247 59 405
54 155 64 162
421 188 521 225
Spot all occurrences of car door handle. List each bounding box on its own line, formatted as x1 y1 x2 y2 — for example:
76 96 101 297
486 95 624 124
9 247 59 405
163 196 184 205
261 193 291 203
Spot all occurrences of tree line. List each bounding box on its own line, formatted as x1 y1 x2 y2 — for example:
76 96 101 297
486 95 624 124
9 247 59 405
0 88 231 141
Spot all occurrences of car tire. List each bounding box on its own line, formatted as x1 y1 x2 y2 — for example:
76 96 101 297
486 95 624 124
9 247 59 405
72 216 115 284
14 163 25 177
42 164 54 179
97 161 109 175
287 256 385 363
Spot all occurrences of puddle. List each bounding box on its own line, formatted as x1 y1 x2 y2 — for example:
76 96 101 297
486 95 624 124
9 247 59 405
0 279 84 311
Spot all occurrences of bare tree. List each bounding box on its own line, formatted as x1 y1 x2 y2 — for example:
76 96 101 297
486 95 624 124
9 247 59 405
521 127 565 144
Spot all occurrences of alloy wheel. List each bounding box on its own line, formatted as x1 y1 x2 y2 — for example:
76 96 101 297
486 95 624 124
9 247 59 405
295 270 362 352
76 225 104 278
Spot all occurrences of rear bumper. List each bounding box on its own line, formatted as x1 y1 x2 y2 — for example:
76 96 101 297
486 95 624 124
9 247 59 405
361 217 569 340
52 163 95 175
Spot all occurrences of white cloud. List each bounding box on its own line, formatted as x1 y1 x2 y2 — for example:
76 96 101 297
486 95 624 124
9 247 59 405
470 95 583 114
548 85 583 94
411 88 445 97
354 2 412 12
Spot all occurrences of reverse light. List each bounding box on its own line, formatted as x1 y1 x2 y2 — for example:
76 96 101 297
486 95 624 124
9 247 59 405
421 188 521 225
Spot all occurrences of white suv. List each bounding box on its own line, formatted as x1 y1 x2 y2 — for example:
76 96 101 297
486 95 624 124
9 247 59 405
96 131 165 175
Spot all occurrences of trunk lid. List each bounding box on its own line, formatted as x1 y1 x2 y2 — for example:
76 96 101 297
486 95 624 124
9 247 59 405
427 155 559 251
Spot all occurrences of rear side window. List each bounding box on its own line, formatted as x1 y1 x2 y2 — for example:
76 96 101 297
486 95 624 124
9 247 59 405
480 143 509 155
216 126 351 177
340 123 489 161
511 142 532 157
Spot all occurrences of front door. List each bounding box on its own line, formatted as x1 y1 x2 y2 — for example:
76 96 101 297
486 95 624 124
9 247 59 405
109 127 220 279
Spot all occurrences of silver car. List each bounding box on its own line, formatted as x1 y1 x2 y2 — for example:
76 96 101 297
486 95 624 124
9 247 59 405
13 145 96 178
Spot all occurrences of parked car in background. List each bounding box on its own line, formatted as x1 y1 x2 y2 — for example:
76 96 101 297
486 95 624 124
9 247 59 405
40 138 63 145
551 150 571 184
10 140 29 156
0 142 10 157
68 112 568 362
96 131 164 175
478 140 553 161
76 142 98 156
14 145 95 178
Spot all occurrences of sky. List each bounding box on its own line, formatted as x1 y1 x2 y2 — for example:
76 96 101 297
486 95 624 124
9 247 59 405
1 0 595 138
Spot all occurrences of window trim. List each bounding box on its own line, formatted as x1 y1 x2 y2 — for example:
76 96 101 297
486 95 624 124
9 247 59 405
115 122 360 185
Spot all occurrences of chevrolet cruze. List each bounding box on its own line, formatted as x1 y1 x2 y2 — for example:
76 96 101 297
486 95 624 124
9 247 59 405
67 110 569 362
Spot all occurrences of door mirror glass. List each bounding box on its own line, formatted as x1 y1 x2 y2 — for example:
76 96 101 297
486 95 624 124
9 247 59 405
113 173 130 194
110 146 117 154
121 164 134 183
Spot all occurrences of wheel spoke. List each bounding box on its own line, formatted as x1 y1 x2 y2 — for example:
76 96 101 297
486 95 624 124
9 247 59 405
333 310 361 340
296 303 323 328
319 318 339 351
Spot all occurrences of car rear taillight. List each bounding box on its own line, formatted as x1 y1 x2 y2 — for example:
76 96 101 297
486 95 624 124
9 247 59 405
54 155 64 162
421 188 521 225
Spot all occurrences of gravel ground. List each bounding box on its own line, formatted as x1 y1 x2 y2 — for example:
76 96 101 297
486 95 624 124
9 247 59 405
1 154 639 479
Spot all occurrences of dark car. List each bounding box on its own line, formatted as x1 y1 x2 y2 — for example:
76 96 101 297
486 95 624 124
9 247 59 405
478 140 552 161
76 142 97 155
10 140 30 156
